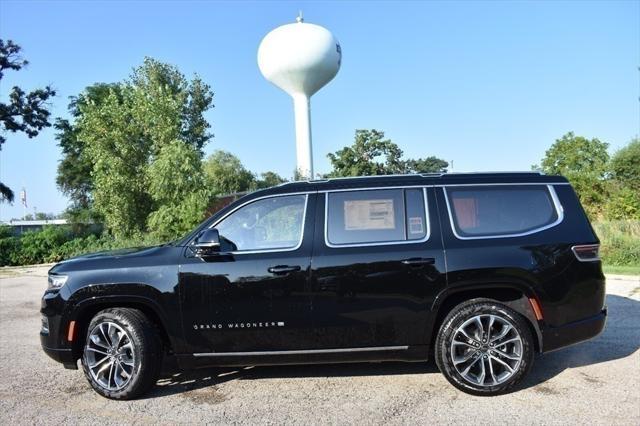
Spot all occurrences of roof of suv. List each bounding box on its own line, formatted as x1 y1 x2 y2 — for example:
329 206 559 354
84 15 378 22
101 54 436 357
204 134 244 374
260 172 569 196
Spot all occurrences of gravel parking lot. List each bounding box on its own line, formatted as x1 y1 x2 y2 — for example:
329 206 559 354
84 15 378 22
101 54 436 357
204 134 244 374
0 265 638 425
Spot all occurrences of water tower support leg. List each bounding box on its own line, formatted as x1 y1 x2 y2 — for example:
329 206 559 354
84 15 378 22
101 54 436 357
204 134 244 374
293 94 313 179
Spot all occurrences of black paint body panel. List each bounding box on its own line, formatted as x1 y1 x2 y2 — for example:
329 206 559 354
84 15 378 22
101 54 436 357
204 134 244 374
40 173 606 370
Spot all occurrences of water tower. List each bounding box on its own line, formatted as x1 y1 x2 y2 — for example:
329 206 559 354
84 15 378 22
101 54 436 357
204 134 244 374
258 14 341 179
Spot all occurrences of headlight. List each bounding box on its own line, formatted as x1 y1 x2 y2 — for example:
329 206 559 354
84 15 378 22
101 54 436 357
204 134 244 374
47 274 68 290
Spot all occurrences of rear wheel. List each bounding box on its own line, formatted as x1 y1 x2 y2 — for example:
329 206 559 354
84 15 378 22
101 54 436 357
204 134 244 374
435 298 534 396
81 308 162 400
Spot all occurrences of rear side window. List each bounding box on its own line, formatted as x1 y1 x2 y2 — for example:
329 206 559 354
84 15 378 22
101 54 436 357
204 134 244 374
445 185 560 238
326 188 428 246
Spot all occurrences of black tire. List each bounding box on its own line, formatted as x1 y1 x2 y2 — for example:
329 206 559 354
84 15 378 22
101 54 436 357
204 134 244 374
80 308 162 400
435 298 534 396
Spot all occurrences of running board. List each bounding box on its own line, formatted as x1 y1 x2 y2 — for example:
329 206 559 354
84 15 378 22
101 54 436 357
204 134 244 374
193 345 409 357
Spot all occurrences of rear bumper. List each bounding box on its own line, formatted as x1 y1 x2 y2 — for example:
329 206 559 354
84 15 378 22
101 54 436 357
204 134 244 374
541 307 607 353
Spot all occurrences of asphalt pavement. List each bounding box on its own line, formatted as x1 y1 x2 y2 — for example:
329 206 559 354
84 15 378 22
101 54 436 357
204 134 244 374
0 266 638 425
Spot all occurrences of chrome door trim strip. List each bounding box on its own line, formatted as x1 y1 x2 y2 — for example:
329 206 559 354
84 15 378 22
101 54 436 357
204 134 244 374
193 345 409 357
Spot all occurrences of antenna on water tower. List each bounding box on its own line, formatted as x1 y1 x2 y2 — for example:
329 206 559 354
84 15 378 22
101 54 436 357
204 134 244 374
258 14 342 179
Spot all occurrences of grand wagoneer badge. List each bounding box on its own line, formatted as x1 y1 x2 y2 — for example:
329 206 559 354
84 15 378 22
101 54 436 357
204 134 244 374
193 321 285 330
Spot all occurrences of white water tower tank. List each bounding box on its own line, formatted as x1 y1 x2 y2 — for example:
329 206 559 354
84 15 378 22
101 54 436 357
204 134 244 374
258 15 341 179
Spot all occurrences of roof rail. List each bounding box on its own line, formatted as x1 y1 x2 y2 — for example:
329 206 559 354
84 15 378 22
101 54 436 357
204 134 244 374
444 171 544 176
277 171 544 187
305 173 440 183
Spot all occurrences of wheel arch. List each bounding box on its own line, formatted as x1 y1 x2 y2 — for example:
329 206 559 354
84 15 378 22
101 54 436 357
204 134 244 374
429 283 543 353
69 295 174 360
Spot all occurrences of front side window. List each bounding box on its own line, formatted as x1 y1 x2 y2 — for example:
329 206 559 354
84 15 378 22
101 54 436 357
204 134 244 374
446 185 559 238
215 195 306 252
326 188 428 246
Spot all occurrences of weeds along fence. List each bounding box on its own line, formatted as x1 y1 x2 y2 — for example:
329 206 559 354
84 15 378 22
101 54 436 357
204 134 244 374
592 220 640 267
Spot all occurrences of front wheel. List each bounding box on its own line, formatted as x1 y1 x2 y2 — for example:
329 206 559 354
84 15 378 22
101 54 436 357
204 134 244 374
81 308 162 400
435 298 534 396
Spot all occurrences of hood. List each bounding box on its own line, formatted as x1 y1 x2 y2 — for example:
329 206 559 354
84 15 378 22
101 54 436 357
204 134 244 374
49 245 173 274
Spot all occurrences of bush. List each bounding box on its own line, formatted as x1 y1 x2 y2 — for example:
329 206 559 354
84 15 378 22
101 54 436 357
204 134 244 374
593 221 640 267
0 236 21 266
11 226 72 265
605 184 640 220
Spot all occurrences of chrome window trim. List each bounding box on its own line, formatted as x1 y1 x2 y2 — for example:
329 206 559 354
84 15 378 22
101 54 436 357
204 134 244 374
203 192 312 255
443 184 565 240
193 345 409 357
324 187 431 248
318 182 570 194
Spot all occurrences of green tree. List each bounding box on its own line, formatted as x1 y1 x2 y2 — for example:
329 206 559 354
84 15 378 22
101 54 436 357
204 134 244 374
610 138 640 191
67 57 214 238
606 139 640 220
405 157 450 174
535 132 610 218
55 83 118 218
146 139 212 240
256 171 287 189
203 150 256 194
130 58 213 154
326 129 448 177
79 87 151 238
35 212 56 220
0 39 56 202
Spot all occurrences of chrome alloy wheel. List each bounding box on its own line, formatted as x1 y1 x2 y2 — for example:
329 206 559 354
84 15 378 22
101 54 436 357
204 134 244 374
450 314 523 387
84 321 136 391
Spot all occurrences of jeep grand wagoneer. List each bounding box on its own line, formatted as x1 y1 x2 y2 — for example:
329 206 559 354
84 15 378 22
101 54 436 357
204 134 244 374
41 172 606 398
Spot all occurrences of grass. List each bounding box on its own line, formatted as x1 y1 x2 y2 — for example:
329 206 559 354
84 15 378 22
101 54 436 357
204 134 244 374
592 220 640 276
602 264 640 276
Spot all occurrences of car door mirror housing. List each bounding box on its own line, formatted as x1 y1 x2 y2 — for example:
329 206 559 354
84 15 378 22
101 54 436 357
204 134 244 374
193 228 221 255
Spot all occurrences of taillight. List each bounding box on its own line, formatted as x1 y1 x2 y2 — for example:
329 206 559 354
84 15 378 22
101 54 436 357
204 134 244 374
571 244 600 262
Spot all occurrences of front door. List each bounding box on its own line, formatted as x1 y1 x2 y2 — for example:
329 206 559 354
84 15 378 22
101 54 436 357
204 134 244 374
179 193 316 354
309 187 446 349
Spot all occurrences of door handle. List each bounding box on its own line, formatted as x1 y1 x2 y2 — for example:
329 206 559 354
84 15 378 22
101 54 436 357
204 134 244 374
268 265 302 275
401 258 435 266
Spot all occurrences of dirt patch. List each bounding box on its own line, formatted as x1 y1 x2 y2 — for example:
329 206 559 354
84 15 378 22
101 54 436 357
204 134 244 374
64 383 89 397
180 386 227 405
580 372 603 385
533 384 560 395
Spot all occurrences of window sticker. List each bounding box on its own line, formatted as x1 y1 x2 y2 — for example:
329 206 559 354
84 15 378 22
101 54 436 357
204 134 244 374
408 216 424 234
344 199 395 230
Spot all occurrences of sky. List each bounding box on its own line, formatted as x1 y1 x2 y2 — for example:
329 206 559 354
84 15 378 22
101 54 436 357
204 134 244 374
0 0 638 221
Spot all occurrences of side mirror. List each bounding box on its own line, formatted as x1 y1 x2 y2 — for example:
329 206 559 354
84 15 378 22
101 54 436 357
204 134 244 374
193 228 221 256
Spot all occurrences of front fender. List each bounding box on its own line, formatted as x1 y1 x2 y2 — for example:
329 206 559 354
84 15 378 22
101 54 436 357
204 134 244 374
62 282 185 355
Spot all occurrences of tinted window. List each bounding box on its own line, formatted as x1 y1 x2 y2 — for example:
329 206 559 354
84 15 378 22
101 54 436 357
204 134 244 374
215 195 306 251
406 188 427 240
446 185 559 237
327 188 427 245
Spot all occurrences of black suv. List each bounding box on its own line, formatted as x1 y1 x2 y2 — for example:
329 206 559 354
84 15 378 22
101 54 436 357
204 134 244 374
41 172 606 399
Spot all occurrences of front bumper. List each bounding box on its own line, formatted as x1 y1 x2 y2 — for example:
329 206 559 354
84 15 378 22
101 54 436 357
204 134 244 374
40 289 78 369
541 307 607 353
40 337 77 368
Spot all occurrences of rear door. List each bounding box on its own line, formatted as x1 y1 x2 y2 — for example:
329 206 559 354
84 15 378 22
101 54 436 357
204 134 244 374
309 186 447 349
